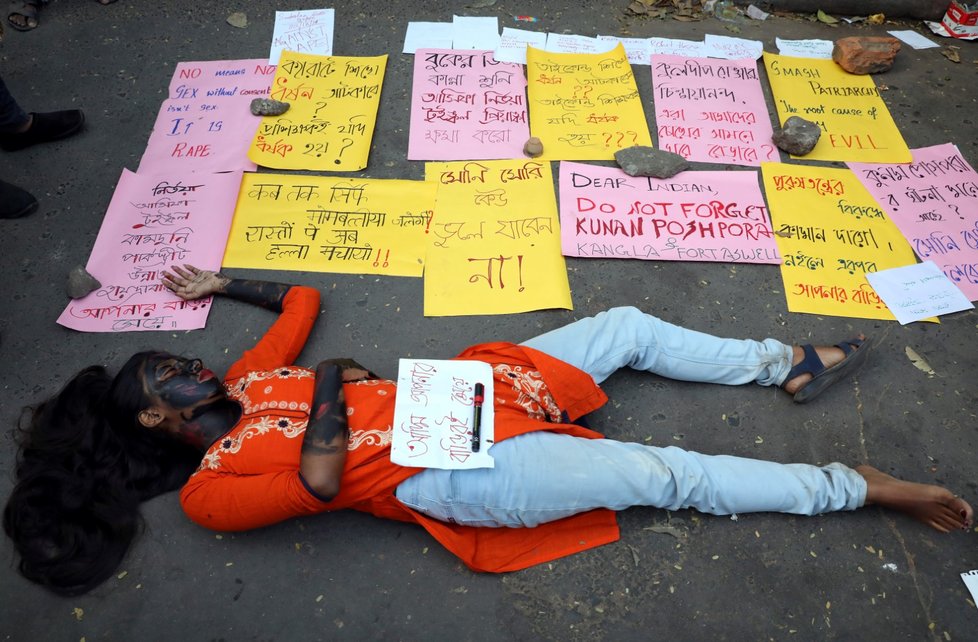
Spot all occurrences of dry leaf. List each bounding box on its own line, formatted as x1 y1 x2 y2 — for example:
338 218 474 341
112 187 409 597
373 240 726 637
816 9 839 24
941 48 961 63
867 13 885 25
628 1 649 14
905 346 936 376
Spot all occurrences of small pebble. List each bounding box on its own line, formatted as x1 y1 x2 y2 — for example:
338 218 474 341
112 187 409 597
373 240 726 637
66 266 101 299
250 98 291 116
523 137 544 158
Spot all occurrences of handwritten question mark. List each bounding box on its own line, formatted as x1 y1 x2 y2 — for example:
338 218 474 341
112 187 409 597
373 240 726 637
761 144 776 159
630 131 638 144
616 132 625 147
603 132 613 147
949 204 963 220
334 138 354 165
313 101 328 119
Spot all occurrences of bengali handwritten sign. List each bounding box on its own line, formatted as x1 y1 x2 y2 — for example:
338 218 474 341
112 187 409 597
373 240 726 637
559 162 779 263
58 169 242 332
391 359 495 469
423 159 572 316
848 143 978 301
140 60 277 174
223 173 436 277
651 55 776 167
763 53 911 163
761 163 919 320
408 49 529 161
248 51 387 171
269 9 334 64
866 261 973 324
526 43 653 160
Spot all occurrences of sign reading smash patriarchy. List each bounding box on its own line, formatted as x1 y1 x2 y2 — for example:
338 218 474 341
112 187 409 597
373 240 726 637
559 162 780 264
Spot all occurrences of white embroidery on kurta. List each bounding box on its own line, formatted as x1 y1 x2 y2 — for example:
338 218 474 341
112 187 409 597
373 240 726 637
492 364 561 422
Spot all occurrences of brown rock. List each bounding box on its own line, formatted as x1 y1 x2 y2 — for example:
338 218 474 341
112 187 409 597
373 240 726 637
832 36 901 75
523 137 543 158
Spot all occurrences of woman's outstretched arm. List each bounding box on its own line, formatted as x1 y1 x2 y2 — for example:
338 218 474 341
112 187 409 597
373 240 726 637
162 264 293 311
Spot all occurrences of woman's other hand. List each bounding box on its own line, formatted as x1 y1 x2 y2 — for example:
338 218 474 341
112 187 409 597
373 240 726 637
162 264 230 301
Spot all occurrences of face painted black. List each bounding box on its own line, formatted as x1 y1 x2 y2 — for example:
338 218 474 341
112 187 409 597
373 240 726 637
142 354 225 414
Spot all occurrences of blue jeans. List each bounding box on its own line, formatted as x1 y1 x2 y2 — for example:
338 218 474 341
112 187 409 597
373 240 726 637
395 307 867 527
0 75 29 133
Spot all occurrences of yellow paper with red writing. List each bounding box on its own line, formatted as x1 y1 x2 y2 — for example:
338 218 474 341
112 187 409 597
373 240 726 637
526 44 653 160
423 160 572 316
223 172 435 276
763 54 910 163
762 163 919 320
247 51 387 171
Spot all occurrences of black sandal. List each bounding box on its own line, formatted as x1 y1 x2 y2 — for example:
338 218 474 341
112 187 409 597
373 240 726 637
0 180 39 219
7 0 45 32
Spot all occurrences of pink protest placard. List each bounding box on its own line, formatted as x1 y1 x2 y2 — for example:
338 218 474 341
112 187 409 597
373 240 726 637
408 49 529 161
559 161 780 263
140 59 277 173
651 55 777 167
58 169 242 333
848 143 978 300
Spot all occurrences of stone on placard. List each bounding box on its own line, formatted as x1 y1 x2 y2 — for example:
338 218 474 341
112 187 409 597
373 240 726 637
523 137 544 158
832 36 901 75
66 266 101 299
614 146 690 179
250 98 291 116
772 116 821 156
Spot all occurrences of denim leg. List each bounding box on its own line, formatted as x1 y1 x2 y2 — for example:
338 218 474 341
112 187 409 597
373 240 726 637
395 432 867 528
520 306 793 386
0 76 29 133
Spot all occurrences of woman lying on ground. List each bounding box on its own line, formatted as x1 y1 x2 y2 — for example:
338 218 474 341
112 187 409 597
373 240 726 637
5 266 972 596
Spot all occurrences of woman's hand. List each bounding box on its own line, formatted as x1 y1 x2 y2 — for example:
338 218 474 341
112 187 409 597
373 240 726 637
162 264 230 301
317 358 375 383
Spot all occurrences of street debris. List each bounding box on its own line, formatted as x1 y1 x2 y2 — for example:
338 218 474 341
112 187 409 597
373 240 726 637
614 145 689 178
772 116 821 156
227 12 248 29
523 136 543 158
832 36 902 75
905 346 937 376
66 266 101 299
250 98 291 116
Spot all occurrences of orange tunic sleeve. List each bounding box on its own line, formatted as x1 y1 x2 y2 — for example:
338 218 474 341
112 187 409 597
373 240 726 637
223 285 320 382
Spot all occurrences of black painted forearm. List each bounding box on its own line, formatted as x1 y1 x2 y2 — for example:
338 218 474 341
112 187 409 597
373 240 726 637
299 362 350 500
215 274 294 312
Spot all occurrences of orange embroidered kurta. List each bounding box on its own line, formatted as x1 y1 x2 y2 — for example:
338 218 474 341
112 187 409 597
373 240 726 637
180 287 619 572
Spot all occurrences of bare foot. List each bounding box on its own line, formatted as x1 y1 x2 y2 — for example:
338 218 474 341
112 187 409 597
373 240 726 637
857 465 974 532
782 334 866 395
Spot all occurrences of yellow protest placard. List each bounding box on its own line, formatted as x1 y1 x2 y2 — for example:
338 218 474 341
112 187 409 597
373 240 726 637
763 54 910 163
423 160 572 316
761 163 919 320
223 173 436 276
248 51 387 171
527 43 653 161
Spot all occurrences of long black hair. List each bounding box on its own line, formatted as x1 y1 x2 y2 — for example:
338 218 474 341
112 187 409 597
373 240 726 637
3 352 202 596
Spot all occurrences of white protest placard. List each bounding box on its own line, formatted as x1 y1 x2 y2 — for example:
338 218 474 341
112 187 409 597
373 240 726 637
452 15 500 50
545 33 613 54
887 30 939 50
962 570 978 608
392 359 495 469
649 37 707 57
597 35 653 64
495 27 547 64
403 21 454 54
865 261 974 324
704 34 764 60
269 9 335 64
775 38 834 59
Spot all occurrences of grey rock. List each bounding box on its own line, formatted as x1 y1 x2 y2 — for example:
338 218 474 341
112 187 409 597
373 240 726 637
66 266 101 299
614 146 690 179
772 116 821 156
226 12 248 28
523 137 543 158
250 98 291 117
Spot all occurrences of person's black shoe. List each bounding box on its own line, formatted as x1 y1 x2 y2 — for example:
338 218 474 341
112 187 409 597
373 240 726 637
0 179 39 218
0 109 85 151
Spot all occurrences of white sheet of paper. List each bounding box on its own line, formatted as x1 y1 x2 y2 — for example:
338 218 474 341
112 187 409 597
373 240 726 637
865 261 974 324
495 27 547 64
391 359 495 470
704 34 763 60
887 30 940 49
545 33 614 54
962 570 978 608
775 38 834 59
269 9 334 64
597 35 653 64
649 37 707 58
452 15 500 50
403 21 454 54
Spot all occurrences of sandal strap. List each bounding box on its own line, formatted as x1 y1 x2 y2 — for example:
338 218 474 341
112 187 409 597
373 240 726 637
835 337 864 357
784 343 823 383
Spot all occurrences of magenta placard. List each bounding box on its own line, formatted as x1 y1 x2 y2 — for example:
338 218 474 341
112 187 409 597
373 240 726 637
559 161 781 263
651 54 777 167
848 143 978 300
58 169 242 332
408 49 529 161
